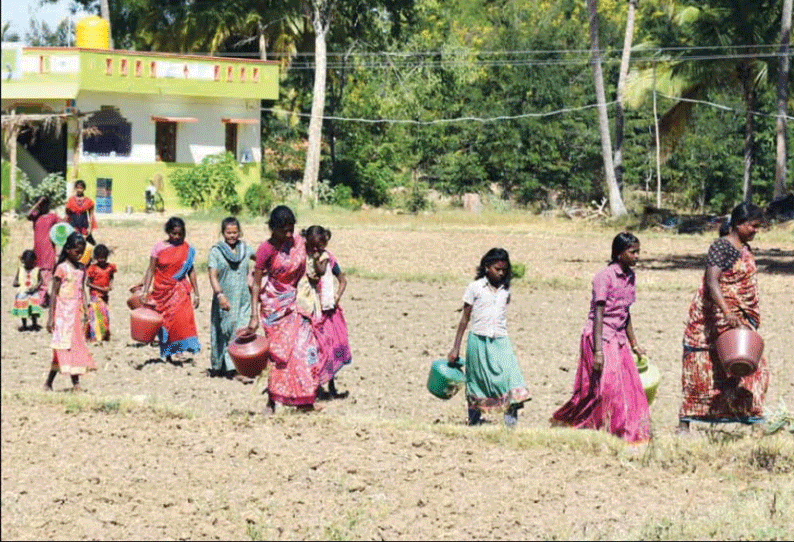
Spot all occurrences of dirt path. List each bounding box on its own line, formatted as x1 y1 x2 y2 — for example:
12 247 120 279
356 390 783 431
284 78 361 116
2 214 792 540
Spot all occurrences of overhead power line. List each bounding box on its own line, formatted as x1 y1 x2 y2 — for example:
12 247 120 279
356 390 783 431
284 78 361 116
262 95 792 125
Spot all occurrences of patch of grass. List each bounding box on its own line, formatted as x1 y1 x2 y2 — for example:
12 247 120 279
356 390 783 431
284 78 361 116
637 485 794 540
2 390 194 419
344 267 459 283
324 510 363 541
246 521 268 541
522 276 588 291
511 262 526 279
639 428 794 474
102 219 146 227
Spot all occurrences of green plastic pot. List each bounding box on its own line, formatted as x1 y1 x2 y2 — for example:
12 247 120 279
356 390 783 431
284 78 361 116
49 222 74 247
634 353 660 406
427 358 466 400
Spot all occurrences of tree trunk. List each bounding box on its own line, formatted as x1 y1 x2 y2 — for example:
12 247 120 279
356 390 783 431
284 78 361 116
741 62 755 203
9 125 18 205
613 0 637 190
100 0 113 49
301 3 330 204
259 31 267 61
775 0 792 199
587 0 627 216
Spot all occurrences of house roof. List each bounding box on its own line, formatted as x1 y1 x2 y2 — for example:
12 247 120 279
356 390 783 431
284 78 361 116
1 46 279 104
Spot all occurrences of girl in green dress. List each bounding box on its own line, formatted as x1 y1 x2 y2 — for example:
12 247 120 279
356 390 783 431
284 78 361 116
208 217 255 382
448 248 531 426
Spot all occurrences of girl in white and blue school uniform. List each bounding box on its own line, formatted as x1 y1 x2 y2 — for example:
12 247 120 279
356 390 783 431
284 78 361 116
448 248 531 426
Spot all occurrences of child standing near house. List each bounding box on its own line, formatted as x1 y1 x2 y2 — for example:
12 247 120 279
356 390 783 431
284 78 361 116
45 232 96 392
85 244 117 343
65 180 97 244
448 248 531 427
303 225 352 400
551 232 650 443
12 249 43 331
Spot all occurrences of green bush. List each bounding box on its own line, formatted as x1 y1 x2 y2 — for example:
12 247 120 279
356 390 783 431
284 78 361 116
511 263 526 279
244 182 274 216
17 172 67 209
169 152 242 214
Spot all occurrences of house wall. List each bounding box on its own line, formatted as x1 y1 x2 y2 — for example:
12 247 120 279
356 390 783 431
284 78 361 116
67 92 262 213
74 91 261 164
67 161 260 213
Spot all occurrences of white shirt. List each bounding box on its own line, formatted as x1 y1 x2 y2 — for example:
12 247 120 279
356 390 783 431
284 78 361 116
463 277 510 338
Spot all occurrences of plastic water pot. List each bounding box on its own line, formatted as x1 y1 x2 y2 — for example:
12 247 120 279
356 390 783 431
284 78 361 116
427 359 466 400
634 354 661 406
79 244 93 265
227 330 269 378
715 327 763 378
130 305 163 344
49 223 74 247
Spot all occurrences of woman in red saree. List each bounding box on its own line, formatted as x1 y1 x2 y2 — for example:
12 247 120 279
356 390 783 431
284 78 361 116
65 180 97 243
247 206 320 413
140 217 201 361
678 203 769 433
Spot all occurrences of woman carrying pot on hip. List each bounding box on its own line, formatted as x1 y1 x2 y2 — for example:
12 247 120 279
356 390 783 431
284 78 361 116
678 202 769 433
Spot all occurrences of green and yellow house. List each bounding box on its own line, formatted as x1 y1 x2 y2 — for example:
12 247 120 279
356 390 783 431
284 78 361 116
2 35 279 213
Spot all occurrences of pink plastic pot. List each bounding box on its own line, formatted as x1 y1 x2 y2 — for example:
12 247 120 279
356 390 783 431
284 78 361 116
715 327 763 378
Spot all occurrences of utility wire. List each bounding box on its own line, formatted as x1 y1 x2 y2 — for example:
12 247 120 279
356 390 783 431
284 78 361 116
262 101 618 124
262 94 791 124
657 93 794 121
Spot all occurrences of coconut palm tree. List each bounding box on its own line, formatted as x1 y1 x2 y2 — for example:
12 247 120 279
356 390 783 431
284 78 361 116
625 0 784 203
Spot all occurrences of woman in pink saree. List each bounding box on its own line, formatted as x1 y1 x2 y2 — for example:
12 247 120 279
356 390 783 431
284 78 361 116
247 206 320 413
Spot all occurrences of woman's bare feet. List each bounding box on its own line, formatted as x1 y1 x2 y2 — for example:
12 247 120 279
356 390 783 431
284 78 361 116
233 373 254 384
297 404 322 413
43 384 53 392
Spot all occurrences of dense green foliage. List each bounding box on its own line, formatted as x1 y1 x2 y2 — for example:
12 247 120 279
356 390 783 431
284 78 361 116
17 172 68 209
169 152 243 214
37 0 794 213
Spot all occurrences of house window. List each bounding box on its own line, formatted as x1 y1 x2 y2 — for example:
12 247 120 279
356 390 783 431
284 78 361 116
226 66 234 81
135 60 143 77
239 67 246 82
83 106 132 156
105 58 113 75
39 55 48 73
225 123 238 160
155 121 176 163
214 65 220 81
252 67 259 83
150 61 157 77
120 58 128 76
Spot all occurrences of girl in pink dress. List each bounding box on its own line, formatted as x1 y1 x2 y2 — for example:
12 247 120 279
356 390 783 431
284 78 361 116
45 232 96 392
247 206 320 413
26 195 61 307
303 225 352 400
552 232 650 443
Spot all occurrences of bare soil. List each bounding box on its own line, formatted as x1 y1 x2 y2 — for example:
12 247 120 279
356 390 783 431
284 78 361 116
2 212 793 540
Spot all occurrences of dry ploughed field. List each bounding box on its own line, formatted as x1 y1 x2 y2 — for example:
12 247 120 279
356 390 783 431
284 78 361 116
2 209 793 540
